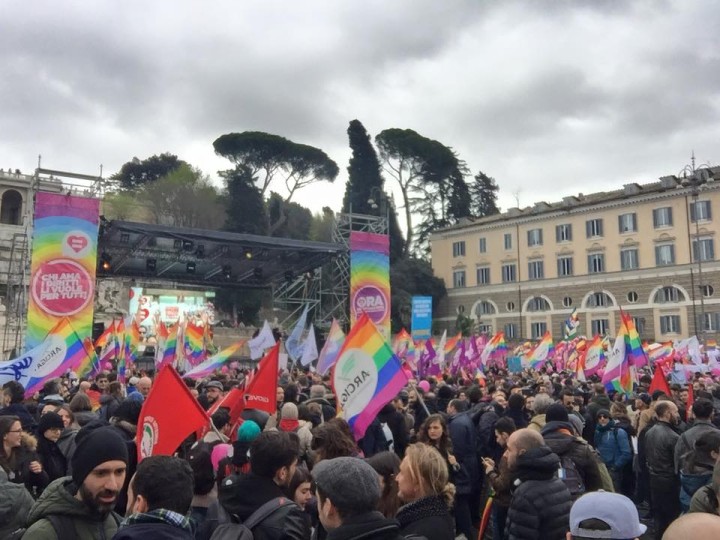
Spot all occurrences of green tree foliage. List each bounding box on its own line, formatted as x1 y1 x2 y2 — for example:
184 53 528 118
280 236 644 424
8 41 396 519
377 128 470 257
111 153 187 191
102 191 143 221
267 192 313 240
222 166 267 235
342 120 384 215
455 313 474 337
310 207 335 242
213 288 267 326
142 164 224 229
390 257 446 333
470 171 501 217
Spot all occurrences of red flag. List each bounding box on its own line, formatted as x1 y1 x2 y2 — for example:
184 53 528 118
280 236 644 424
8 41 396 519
686 383 694 420
136 366 210 462
229 343 279 422
649 366 672 397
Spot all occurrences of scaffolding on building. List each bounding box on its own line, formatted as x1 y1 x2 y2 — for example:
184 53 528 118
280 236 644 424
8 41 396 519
2 229 30 358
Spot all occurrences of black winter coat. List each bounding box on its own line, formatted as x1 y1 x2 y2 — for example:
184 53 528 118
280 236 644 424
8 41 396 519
506 446 572 540
112 521 194 540
396 495 454 540
377 403 409 458
447 412 481 494
218 472 310 540
645 420 680 476
325 511 408 540
541 421 603 492
0 403 36 432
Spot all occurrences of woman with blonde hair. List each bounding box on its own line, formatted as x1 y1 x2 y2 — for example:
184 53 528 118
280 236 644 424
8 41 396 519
395 443 455 540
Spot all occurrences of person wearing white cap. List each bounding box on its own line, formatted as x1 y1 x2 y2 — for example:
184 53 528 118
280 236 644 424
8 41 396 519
567 491 646 540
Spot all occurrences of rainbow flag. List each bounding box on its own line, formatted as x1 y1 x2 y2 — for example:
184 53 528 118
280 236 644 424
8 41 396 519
317 319 345 375
579 335 604 377
621 310 647 368
114 318 125 362
393 329 412 359
332 313 408 440
185 341 246 378
75 337 100 379
602 321 633 395
480 332 506 365
23 318 88 397
526 332 554 370
444 332 462 355
124 319 142 363
350 232 390 338
157 323 178 370
94 321 115 350
564 308 580 339
184 322 206 364
646 341 674 364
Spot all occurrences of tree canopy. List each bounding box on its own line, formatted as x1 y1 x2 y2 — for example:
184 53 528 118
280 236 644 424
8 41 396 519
223 166 268 236
111 153 187 191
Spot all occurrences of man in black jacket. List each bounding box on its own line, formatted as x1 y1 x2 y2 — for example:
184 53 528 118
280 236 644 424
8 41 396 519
217 430 309 540
645 400 681 540
504 428 572 540
314 456 406 540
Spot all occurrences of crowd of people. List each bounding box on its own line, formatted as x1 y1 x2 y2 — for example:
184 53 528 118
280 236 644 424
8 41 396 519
4 364 720 539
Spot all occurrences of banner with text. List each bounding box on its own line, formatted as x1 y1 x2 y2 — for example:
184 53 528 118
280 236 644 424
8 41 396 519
350 232 390 338
26 192 100 350
411 296 432 340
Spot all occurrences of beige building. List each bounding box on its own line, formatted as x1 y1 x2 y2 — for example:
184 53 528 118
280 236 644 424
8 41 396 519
430 167 720 343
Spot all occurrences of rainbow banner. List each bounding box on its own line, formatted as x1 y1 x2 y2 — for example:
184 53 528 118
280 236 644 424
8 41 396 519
332 313 408 440
350 231 390 339
526 331 555 369
0 318 88 397
157 323 178 370
185 340 246 378
317 319 345 375
26 192 100 350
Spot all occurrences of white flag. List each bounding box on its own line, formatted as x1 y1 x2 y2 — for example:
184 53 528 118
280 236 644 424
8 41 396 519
248 321 276 360
286 305 309 362
300 325 319 367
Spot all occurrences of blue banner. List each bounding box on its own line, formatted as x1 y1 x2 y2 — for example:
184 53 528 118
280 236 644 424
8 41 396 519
411 296 432 340
507 356 523 373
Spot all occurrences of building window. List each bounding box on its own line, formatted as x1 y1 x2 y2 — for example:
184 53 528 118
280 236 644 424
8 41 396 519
660 315 681 334
527 297 551 312
702 285 714 297
693 237 715 262
504 233 512 250
587 292 613 308
506 301 516 312
618 213 637 233
478 324 493 334
456 305 465 315
586 218 603 238
501 264 517 283
627 291 639 303
620 248 639 271
655 244 675 266
562 296 573 308
527 228 543 247
453 270 466 288
690 200 712 222
654 286 684 304
591 319 610 336
528 260 544 280
0 190 22 225
653 207 673 228
479 237 487 253
504 323 517 339
475 301 496 316
556 224 572 242
476 266 490 285
452 241 466 257
633 317 646 335
588 253 605 274
557 256 573 277
703 313 720 332
531 322 547 339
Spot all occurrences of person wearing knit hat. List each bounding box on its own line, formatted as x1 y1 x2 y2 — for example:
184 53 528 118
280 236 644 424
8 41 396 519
277 402 313 466
314 456 407 538
36 411 68 483
594 407 632 493
23 422 129 539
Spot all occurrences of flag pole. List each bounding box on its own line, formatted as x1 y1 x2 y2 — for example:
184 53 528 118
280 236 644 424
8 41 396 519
407 380 431 417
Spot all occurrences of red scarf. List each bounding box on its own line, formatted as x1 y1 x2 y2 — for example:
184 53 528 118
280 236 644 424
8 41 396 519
279 418 299 432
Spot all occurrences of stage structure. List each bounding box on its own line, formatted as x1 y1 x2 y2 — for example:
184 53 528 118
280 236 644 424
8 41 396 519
325 212 387 330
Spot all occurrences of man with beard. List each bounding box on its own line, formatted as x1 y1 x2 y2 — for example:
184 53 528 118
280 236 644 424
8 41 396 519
23 423 128 539
645 400 681 539
213 430 309 540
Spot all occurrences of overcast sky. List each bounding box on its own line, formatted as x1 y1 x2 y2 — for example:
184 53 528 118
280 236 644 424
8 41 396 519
2 1 718 216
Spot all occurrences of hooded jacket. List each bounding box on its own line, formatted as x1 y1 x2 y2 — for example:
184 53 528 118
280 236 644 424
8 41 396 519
0 469 34 539
0 432 50 497
217 472 309 540
22 477 121 540
506 446 572 540
541 421 602 492
594 420 632 470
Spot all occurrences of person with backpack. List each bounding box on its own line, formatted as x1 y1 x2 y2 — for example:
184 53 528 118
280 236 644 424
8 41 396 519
22 423 129 539
594 408 632 493
211 431 310 540
541 404 603 499
113 455 194 539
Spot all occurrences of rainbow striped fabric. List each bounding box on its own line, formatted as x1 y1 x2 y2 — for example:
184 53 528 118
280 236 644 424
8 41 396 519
157 323 178 370
602 322 633 395
317 319 345 375
185 341 246 378
526 332 554 370
333 313 408 440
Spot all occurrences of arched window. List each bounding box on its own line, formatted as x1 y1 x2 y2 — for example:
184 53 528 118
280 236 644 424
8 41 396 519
587 291 614 308
653 286 686 304
0 190 22 225
475 301 496 317
526 296 551 312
